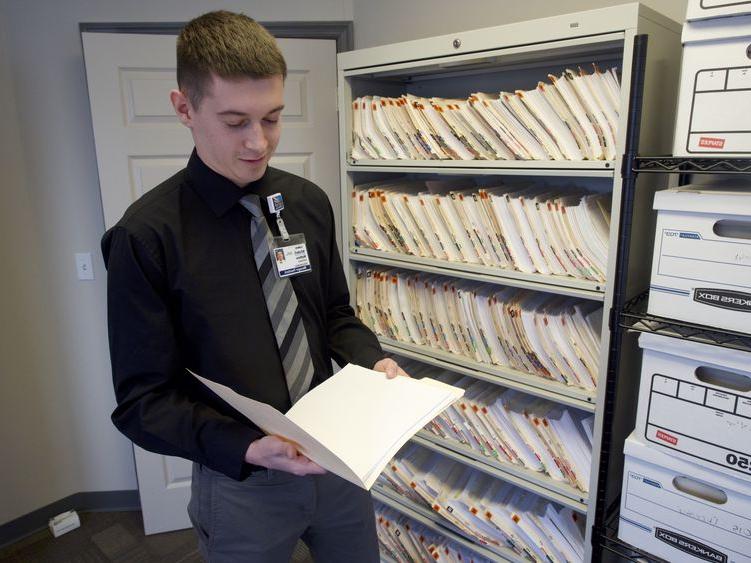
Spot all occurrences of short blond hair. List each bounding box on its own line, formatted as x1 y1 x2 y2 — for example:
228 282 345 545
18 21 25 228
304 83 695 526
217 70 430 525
177 11 287 108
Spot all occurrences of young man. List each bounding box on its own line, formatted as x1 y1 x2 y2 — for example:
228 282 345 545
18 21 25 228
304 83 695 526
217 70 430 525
102 11 404 562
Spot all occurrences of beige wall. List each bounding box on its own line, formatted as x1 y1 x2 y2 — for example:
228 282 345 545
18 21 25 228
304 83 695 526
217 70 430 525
352 0 687 48
0 0 353 527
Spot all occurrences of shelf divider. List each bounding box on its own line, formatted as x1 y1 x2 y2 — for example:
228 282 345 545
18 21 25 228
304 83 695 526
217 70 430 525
346 159 616 178
350 247 605 300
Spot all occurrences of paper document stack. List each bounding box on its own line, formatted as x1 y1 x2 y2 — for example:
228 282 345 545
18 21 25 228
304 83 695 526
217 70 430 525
355 266 603 390
190 364 463 490
376 504 493 563
351 179 611 281
351 65 620 162
378 444 586 562
401 360 594 492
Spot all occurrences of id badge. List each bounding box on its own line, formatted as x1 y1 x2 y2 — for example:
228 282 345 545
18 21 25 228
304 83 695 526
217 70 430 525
269 233 312 278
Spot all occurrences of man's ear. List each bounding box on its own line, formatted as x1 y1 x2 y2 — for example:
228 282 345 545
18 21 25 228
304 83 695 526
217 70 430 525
170 89 193 128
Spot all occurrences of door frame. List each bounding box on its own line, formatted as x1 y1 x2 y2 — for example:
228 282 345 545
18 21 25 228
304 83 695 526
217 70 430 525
79 21 353 53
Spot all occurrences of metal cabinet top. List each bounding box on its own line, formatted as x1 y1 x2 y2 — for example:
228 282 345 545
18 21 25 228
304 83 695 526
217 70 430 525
338 3 679 71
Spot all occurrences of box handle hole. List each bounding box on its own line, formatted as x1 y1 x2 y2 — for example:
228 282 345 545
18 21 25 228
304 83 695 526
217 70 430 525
712 219 751 240
673 475 727 504
695 365 751 392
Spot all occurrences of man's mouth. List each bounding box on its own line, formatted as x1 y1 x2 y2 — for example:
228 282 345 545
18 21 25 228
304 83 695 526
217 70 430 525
240 155 265 163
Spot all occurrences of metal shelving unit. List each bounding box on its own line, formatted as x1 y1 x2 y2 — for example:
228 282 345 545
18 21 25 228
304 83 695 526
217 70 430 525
337 6 681 560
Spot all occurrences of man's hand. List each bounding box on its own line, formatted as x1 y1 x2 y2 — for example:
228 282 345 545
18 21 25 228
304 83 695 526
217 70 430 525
244 436 326 476
373 357 409 379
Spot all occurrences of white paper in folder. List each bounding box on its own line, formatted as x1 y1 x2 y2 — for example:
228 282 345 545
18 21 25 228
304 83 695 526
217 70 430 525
191 364 463 490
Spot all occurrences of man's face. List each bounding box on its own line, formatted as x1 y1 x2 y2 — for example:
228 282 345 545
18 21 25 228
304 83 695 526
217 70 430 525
173 74 284 186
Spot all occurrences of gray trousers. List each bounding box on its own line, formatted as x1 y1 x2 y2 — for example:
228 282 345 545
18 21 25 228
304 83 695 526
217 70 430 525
187 463 379 562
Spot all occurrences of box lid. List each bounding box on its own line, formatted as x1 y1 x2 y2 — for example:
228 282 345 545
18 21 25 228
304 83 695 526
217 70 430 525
653 185 751 215
682 13 751 42
639 332 751 376
686 0 751 22
624 432 751 492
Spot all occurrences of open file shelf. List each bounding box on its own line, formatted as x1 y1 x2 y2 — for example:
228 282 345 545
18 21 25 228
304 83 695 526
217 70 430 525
412 430 588 510
379 337 597 411
373 483 521 563
338 6 681 560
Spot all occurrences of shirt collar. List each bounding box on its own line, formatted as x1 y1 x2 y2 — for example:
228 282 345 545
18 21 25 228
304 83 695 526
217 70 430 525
185 150 268 217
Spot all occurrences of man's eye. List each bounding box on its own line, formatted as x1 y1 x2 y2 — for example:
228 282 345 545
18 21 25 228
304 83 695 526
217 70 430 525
264 118 279 124
227 121 247 128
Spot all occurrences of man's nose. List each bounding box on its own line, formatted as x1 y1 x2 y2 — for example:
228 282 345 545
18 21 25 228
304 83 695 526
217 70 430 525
243 123 267 153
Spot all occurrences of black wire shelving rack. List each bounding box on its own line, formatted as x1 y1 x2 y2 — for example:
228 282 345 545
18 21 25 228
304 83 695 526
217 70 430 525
633 156 751 175
620 290 751 353
592 152 751 558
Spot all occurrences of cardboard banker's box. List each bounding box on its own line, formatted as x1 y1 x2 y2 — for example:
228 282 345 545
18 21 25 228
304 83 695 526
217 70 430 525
673 14 751 156
686 0 751 21
620 433 751 563
635 332 751 481
648 186 751 333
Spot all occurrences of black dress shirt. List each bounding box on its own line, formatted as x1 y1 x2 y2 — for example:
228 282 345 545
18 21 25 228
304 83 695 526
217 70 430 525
102 151 385 480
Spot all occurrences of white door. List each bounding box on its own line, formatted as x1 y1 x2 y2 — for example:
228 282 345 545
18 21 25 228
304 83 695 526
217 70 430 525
83 31 340 535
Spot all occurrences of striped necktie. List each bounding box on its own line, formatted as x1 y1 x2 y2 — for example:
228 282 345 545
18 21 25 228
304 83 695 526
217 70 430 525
239 194 314 404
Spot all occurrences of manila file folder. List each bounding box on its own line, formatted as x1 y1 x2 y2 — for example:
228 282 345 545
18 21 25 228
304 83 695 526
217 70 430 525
191 364 463 490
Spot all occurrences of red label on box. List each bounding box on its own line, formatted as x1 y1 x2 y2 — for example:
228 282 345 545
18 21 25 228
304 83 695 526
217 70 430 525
698 136 726 149
656 430 678 445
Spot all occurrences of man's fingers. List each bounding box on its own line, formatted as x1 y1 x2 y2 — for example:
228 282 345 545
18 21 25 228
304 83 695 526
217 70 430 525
267 435 300 459
280 455 327 476
374 357 405 379
247 436 327 476
299 459 327 474
389 363 410 378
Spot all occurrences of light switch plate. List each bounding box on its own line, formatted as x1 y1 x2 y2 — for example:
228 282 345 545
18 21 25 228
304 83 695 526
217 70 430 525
75 252 94 280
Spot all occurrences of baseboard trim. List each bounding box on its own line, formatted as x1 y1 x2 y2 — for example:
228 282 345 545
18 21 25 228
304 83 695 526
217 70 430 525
0 490 140 549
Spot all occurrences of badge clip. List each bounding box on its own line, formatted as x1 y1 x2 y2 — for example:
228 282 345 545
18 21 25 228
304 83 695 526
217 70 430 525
267 193 290 241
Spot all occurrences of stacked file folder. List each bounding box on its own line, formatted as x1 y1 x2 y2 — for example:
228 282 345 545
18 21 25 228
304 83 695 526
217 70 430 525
401 360 594 492
355 267 602 390
378 444 586 562
351 65 620 162
375 504 493 563
352 179 611 281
